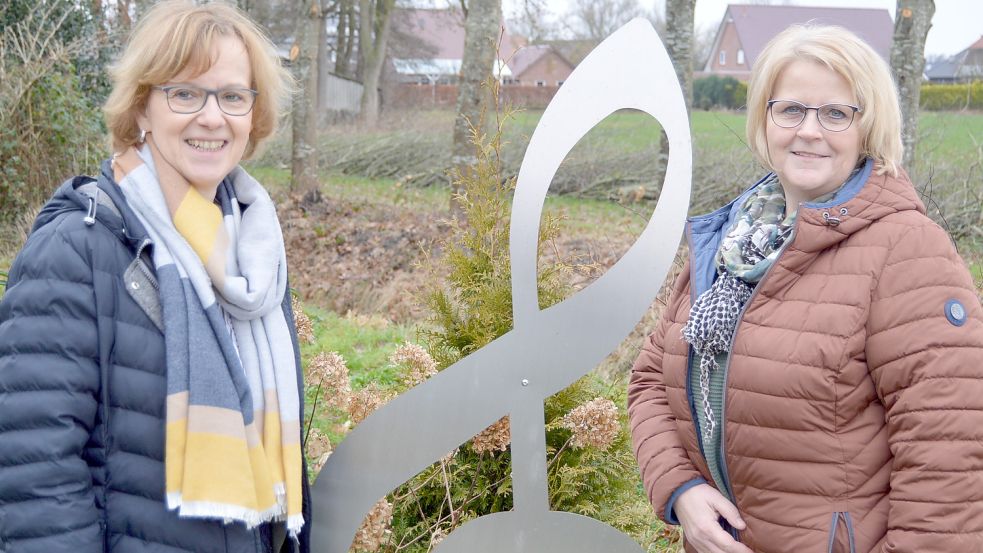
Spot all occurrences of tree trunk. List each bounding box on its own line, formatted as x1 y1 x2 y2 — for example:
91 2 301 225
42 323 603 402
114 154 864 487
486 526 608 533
116 0 131 30
357 0 395 126
334 0 353 77
890 0 934 174
655 0 694 196
316 0 330 111
356 0 372 82
291 0 321 191
450 0 502 216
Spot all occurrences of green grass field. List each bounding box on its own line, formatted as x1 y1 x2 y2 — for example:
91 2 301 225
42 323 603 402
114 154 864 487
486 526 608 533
507 108 982 161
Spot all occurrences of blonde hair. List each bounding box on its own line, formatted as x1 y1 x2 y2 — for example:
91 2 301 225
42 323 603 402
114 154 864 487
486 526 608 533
745 25 902 176
104 0 292 159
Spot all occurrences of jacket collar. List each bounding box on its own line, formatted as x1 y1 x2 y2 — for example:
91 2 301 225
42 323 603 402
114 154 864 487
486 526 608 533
34 159 153 254
684 158 925 297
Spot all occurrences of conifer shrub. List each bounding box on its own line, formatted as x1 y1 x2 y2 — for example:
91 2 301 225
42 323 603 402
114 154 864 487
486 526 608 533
382 83 670 550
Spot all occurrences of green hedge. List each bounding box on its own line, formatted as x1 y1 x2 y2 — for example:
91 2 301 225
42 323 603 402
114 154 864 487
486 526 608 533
693 76 747 110
920 81 983 111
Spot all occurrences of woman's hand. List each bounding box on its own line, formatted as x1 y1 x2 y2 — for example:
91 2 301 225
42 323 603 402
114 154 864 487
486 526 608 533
674 484 752 553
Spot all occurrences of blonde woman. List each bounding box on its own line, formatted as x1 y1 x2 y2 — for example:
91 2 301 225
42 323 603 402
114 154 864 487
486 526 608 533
0 2 308 552
629 25 983 553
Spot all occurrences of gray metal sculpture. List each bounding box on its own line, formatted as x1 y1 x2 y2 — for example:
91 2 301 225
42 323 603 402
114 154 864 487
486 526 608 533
311 18 692 553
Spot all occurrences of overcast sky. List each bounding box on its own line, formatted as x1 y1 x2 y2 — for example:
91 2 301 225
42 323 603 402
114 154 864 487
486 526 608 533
493 0 982 57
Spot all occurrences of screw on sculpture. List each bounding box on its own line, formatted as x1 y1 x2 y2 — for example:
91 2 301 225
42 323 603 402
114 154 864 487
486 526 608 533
311 18 693 553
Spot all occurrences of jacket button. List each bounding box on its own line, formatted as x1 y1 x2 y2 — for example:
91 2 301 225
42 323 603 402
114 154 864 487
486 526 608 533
130 281 140 290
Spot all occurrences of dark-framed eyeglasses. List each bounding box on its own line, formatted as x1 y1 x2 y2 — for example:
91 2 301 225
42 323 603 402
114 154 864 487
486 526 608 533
767 99 861 132
153 85 259 116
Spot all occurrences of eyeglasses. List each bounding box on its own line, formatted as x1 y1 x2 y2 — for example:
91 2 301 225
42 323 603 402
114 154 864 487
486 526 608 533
767 99 861 132
153 85 259 116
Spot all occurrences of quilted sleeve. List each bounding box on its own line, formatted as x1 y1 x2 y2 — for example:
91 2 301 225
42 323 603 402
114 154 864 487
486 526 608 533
628 281 704 523
865 219 983 552
0 217 105 553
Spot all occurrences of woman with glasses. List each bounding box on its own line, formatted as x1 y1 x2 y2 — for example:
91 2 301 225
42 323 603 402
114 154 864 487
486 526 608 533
0 2 310 552
629 24 983 553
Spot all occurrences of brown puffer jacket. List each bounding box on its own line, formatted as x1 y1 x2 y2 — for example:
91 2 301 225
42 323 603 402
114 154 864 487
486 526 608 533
628 166 983 553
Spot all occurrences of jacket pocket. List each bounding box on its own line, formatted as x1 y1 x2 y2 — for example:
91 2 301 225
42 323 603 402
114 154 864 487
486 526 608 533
827 511 856 553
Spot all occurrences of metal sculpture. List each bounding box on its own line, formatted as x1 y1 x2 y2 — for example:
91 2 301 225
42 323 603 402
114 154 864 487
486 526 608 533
311 18 692 553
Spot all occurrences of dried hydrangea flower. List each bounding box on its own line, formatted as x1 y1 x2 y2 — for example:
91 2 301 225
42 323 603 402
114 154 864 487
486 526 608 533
348 383 393 425
470 416 510 454
292 296 315 344
306 351 352 410
390 343 438 388
352 498 393 552
306 427 333 473
560 398 620 450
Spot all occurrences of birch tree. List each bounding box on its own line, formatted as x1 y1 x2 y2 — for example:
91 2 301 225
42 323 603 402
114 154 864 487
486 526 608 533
889 0 934 174
451 0 502 216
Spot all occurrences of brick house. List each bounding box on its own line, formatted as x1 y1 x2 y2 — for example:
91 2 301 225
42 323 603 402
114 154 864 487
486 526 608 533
701 4 893 81
389 8 524 85
505 44 574 87
388 8 574 107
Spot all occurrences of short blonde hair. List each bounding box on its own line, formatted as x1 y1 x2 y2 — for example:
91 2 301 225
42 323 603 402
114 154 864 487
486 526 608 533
745 25 902 176
104 0 292 159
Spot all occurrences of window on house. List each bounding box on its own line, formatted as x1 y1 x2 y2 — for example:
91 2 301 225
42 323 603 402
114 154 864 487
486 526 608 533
737 50 745 65
719 51 726 65
535 80 546 87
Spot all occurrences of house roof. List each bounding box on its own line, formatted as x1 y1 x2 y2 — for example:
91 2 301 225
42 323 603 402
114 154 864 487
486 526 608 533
925 35 983 80
543 39 597 67
720 4 893 68
508 44 568 77
391 8 525 62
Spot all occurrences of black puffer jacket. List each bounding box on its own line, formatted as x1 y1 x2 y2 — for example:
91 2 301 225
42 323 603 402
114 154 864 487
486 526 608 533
0 161 311 553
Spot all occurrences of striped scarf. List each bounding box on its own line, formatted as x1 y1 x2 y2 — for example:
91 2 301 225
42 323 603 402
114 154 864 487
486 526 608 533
114 145 304 537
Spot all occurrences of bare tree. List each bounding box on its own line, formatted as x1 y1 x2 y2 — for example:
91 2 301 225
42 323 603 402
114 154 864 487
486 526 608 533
451 0 502 216
506 0 555 43
291 0 321 190
890 0 934 174
333 0 357 78
692 22 717 71
357 0 396 125
563 0 640 43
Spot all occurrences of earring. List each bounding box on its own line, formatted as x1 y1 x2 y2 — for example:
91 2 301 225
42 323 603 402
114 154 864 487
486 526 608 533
139 129 147 144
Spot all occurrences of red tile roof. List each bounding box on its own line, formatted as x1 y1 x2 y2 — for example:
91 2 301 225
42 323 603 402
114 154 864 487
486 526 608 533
725 4 893 65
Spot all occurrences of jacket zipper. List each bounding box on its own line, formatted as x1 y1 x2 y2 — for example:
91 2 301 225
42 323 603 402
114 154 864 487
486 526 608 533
827 511 857 553
716 220 801 507
134 239 159 291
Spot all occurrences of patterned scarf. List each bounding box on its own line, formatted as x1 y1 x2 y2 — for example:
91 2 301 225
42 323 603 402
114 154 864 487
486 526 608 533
682 174 797 446
114 144 304 537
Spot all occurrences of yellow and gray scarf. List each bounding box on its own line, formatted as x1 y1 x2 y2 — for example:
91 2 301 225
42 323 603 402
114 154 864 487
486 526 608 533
114 144 304 537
